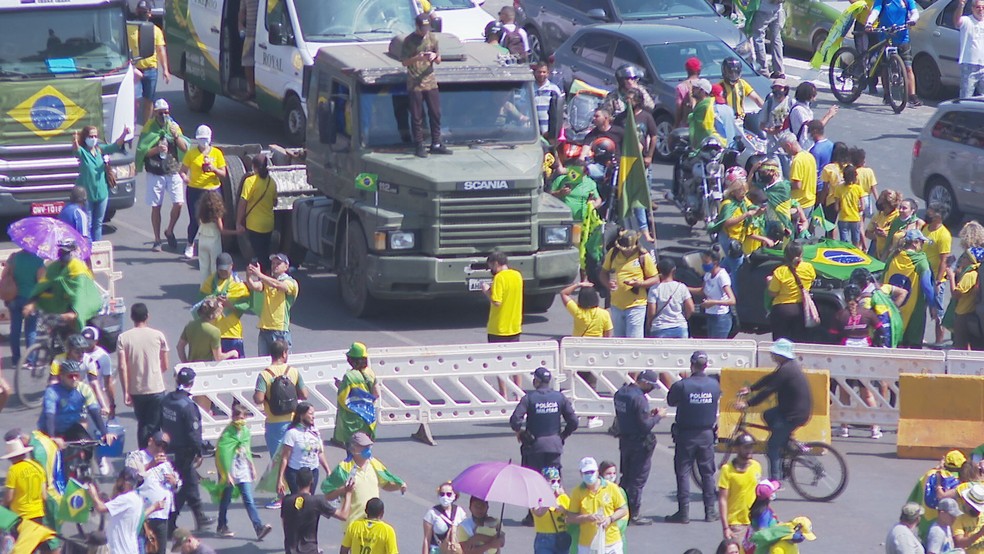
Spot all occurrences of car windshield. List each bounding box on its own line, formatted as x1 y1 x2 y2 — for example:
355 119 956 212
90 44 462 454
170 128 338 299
360 82 538 147
645 40 755 82
612 0 716 18
0 4 128 77
428 0 477 8
294 0 415 41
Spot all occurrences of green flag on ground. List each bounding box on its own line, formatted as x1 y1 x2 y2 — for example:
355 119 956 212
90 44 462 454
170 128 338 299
57 479 91 525
617 107 651 221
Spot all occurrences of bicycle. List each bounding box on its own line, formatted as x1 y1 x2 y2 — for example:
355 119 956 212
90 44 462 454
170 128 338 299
693 395 849 502
61 436 108 535
828 24 911 114
16 314 67 408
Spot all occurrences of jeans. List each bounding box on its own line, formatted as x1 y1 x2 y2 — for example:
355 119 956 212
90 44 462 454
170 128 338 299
88 197 108 241
284 467 318 495
837 221 861 245
185 187 207 244
705 313 733 338
750 5 785 75
534 532 572 554
763 407 798 481
132 392 164 449
652 326 689 338
257 329 291 356
139 67 159 100
632 206 649 235
611 305 646 338
221 338 245 359
6 296 38 365
143 517 168 554
218 481 263 531
961 63 984 98
264 420 291 458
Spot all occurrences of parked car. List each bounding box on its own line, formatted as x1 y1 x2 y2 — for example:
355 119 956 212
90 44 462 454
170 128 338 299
910 0 970 99
516 0 752 62
551 24 770 160
783 0 852 53
423 0 495 42
911 98 984 227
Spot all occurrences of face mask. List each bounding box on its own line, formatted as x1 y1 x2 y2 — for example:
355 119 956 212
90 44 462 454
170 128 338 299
701 263 715 272
198 138 210 149
58 251 72 263
550 481 561 492
85 137 98 148
582 473 598 486
439 495 454 507
360 447 372 459
602 473 617 483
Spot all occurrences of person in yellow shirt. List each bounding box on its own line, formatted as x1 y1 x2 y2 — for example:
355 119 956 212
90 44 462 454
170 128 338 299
718 433 763 542
766 241 816 342
200 253 251 358
236 153 277 272
865 189 901 262
817 142 850 222
341 498 398 554
128 0 171 124
951 249 984 350
567 457 628 553
923 203 953 345
482 251 524 395
533 467 572 553
954 483 984 552
180 125 228 259
781 134 818 217
833 165 865 248
601 230 658 338
850 147 878 219
559 281 613 338
2 437 47 522
246 252 298 356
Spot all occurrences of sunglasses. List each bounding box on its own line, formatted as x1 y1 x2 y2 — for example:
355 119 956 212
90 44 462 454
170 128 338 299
549 479 562 484
439 492 455 498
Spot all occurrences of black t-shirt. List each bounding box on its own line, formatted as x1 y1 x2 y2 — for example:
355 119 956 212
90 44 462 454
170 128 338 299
614 109 658 153
281 492 337 554
584 125 625 159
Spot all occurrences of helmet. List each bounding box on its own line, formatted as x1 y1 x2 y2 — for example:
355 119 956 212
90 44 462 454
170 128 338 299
590 137 617 163
721 57 742 83
732 433 756 447
700 136 723 152
843 283 862 303
483 20 503 41
615 63 643 84
849 268 874 289
727 238 744 259
724 166 747 185
60 359 85 376
57 238 77 251
66 333 90 352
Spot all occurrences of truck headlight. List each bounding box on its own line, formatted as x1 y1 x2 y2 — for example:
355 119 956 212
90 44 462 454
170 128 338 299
541 225 571 246
112 163 135 180
389 231 415 250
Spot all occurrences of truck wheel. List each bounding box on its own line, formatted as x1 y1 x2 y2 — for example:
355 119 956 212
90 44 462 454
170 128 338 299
225 156 247 253
184 80 215 113
524 293 555 314
283 95 306 147
338 219 380 317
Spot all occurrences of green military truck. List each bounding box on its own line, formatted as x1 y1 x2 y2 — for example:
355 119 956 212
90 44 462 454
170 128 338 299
222 35 579 316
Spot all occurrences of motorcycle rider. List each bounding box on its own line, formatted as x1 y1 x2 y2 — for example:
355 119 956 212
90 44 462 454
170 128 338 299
718 58 763 126
602 64 655 119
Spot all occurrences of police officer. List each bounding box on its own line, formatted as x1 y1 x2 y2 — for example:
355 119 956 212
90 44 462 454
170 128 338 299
509 366 578 473
613 369 666 526
665 351 721 524
160 367 214 533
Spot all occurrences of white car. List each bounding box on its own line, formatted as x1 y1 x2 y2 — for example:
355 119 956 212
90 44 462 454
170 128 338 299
910 0 970 99
421 0 495 42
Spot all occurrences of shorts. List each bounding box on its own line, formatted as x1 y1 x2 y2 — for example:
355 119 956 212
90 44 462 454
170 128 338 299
488 333 521 343
138 67 159 100
146 173 185 207
894 42 913 68
930 281 945 317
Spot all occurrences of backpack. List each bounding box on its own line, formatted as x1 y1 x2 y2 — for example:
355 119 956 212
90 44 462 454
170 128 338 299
781 103 811 143
500 26 526 58
265 366 298 416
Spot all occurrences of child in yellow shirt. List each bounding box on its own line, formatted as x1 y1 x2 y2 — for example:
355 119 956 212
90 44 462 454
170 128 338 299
835 165 865 248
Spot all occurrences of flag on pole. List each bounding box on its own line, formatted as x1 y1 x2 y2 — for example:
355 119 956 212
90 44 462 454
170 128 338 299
57 478 91 524
355 172 378 192
617 108 651 220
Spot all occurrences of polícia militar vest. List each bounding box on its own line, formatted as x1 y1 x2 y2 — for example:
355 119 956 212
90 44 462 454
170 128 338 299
674 374 720 430
614 384 646 436
525 387 565 438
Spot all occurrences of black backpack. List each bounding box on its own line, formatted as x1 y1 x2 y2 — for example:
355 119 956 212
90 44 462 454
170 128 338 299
266 367 298 416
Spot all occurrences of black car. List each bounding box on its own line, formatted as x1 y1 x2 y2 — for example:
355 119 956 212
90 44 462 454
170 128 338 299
517 0 752 62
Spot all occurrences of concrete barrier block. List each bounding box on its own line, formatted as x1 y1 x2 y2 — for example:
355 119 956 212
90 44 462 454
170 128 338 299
898 374 984 459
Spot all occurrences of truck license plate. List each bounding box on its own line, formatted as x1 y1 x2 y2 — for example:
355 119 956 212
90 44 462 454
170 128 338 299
468 278 492 291
31 201 64 216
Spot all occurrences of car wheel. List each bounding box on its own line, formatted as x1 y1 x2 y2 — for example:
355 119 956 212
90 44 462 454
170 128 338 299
811 29 828 54
926 177 962 228
653 113 675 162
526 26 545 63
913 54 943 99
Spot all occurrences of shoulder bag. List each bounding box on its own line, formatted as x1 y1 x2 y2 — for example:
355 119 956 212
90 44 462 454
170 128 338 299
435 505 464 554
789 264 821 328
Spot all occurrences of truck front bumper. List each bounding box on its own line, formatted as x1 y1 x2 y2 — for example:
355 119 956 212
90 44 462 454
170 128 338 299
364 248 579 299
0 177 135 217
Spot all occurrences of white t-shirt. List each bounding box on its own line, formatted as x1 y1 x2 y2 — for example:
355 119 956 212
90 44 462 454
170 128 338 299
703 269 733 315
124 450 179 520
647 281 692 331
105 490 144 554
85 346 113 377
282 426 323 470
231 449 253 484
500 23 530 52
788 102 814 151
925 522 953 554
959 15 984 66
424 505 467 547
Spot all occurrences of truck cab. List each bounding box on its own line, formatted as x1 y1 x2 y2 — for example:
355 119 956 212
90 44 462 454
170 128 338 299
299 36 579 316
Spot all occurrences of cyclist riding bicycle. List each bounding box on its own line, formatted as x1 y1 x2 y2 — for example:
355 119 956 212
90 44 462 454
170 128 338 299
864 0 921 106
735 339 812 482
22 239 104 335
38 359 115 445
49 333 110 413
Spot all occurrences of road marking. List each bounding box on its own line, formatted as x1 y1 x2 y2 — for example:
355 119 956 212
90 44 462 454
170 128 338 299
111 214 155 241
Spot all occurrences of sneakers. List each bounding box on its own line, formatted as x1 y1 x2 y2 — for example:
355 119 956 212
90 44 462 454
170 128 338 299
264 499 282 510
217 526 234 537
586 416 604 429
871 426 883 439
98 457 111 476
151 241 162 252
704 508 720 523
430 143 452 155
629 516 653 526
195 515 216 531
414 144 428 158
255 524 273 541
909 96 923 107
839 424 850 438
183 244 196 259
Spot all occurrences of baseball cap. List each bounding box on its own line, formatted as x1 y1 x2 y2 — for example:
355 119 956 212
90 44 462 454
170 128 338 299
939 497 963 518
270 253 290 267
770 338 796 360
195 125 212 139
532 367 552 382
637 370 660 386
136 0 150 9
347 342 368 358
81 326 100 343
690 351 709 366
710 84 725 104
791 516 816 540
904 228 931 243
771 77 788 89
684 57 701 74
349 432 374 447
901 501 925 520
176 367 196 386
171 529 192 552
755 479 781 499
693 78 712 95
216 252 233 271
579 457 599 474
415 12 432 26
945 449 968 470
153 98 169 111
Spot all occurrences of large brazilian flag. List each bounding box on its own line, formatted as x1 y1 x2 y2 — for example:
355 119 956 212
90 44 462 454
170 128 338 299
0 80 102 145
883 249 932 347
763 239 885 281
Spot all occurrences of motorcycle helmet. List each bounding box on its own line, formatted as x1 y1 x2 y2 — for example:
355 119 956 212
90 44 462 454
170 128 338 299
615 63 643 85
849 268 875 289
843 283 862 304
483 21 503 42
67 333 90 352
727 238 744 259
699 136 724 160
721 57 742 84
590 136 617 163
724 166 747 185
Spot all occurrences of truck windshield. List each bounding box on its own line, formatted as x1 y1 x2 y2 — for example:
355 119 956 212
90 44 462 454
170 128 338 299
0 4 128 77
359 82 538 147
294 0 415 41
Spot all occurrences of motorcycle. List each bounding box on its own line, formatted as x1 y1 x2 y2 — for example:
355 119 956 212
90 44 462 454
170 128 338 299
669 132 727 233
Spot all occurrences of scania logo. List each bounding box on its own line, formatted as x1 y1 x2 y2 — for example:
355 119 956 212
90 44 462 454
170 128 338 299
457 180 513 191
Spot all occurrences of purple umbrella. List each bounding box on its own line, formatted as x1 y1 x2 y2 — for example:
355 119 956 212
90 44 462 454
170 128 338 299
451 461 557 509
7 216 91 260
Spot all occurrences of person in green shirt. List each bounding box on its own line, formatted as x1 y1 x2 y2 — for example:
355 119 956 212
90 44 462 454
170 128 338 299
687 79 718 147
549 163 601 222
72 125 129 241
177 298 240 363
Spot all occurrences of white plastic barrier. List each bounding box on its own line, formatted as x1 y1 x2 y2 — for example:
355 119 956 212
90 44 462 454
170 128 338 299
757 341 946 428
560 337 759 417
946 350 984 375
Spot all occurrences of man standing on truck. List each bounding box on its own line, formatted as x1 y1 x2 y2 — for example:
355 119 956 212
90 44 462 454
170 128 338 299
136 99 188 252
129 0 171 124
401 14 452 159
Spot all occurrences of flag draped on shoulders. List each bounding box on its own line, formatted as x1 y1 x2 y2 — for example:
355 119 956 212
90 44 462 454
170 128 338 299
884 249 933 346
321 458 404 495
31 259 102 330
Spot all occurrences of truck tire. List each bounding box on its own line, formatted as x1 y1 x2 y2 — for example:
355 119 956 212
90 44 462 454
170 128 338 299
184 80 216 113
224 156 247 253
524 293 555 314
338 219 380 317
283 95 306 147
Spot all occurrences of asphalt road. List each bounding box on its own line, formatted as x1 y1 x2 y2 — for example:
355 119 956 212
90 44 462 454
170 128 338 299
0 10 964 553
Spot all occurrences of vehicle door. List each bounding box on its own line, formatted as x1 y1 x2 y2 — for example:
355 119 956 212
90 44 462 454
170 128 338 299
538 0 612 54
183 0 223 88
782 0 810 49
931 110 983 212
611 38 669 107
254 0 302 114
310 71 354 177
936 0 969 85
565 30 615 90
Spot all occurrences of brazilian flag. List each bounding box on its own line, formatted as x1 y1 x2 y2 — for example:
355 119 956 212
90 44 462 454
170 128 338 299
0 81 102 145
883 249 933 347
57 479 91 525
617 108 651 221
763 239 885 281
0 507 57 554
31 258 104 332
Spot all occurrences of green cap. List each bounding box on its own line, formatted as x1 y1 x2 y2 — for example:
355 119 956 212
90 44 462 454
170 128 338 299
347 342 368 358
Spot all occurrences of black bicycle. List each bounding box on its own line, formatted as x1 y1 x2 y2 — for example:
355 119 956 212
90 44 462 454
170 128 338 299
828 24 910 114
16 314 66 408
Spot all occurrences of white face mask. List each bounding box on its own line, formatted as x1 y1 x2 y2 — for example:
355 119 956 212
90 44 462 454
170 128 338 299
198 138 210 149
439 495 454 507
85 137 98 148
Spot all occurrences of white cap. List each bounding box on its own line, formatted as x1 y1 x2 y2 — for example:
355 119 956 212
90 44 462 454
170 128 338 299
195 125 212 139
693 78 712 95
153 98 169 111
579 457 599 473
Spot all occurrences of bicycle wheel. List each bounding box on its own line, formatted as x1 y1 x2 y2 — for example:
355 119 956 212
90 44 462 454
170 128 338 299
829 47 864 104
787 442 849 501
17 342 53 408
884 53 908 114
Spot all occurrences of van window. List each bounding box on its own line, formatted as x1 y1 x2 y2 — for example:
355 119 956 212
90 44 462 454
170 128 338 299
931 110 984 148
292 0 414 42
266 0 292 39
